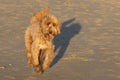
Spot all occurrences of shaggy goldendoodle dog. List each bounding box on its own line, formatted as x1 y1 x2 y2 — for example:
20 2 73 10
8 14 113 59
25 7 60 74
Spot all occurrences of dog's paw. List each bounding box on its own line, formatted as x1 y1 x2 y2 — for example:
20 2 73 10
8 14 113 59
27 59 34 67
34 65 43 75
28 63 34 67
36 70 43 75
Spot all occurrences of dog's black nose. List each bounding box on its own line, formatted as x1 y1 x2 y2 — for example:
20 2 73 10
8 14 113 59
49 31 52 34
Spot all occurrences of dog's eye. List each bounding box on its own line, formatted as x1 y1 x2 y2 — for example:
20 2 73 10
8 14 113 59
53 23 56 26
47 22 51 25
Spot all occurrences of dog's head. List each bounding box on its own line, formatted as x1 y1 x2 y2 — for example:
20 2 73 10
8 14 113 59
40 15 61 39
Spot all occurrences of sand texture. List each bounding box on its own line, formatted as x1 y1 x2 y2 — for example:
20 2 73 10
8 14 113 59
0 0 120 80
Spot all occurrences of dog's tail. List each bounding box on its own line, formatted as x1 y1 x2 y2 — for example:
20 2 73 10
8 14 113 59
30 7 50 24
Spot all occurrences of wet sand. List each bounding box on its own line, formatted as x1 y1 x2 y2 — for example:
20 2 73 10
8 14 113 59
0 0 120 80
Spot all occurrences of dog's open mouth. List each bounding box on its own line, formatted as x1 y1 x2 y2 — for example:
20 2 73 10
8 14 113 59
49 34 55 39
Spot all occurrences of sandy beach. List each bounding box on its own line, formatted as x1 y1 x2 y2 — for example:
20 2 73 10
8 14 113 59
0 0 120 80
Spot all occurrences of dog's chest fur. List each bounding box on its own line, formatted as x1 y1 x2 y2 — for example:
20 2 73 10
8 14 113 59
33 34 51 50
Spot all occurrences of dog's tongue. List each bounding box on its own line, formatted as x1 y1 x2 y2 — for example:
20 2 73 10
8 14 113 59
49 34 54 39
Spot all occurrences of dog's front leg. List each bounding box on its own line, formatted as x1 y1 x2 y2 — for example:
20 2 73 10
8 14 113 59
43 45 54 71
31 43 43 74
25 28 33 67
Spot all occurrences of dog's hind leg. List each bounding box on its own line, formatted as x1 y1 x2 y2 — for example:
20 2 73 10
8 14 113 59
39 49 45 65
25 28 33 67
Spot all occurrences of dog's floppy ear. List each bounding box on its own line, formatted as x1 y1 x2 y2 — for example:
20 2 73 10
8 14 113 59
30 7 50 24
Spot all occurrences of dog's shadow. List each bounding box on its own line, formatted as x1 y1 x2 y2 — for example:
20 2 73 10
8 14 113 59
51 18 81 67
